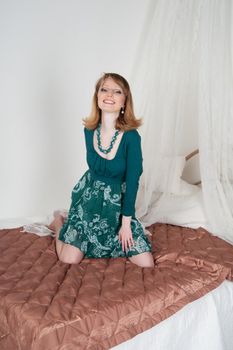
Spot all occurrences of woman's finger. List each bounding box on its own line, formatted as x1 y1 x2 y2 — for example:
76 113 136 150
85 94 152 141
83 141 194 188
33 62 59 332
130 236 134 245
123 239 129 252
128 239 132 250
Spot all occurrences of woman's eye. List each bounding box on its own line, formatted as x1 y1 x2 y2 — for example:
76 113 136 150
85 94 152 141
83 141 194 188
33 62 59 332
100 88 107 92
115 90 122 94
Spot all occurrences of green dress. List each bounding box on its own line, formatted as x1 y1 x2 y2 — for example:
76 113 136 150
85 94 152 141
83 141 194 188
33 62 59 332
58 127 152 258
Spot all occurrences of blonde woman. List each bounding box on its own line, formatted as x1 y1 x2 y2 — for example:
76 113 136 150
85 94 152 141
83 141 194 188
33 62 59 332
50 73 154 268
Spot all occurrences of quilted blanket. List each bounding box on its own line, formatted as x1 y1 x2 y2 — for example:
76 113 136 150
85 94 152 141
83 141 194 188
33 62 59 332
0 223 233 350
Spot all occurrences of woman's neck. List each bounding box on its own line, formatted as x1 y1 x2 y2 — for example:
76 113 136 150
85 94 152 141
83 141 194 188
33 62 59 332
100 112 118 132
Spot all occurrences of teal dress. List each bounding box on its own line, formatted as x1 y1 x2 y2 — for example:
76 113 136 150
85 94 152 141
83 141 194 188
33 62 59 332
58 127 152 258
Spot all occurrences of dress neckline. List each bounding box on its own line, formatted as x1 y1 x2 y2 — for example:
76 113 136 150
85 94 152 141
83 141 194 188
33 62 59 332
92 129 126 161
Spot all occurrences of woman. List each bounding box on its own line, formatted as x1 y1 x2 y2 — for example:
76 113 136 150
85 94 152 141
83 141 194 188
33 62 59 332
50 73 154 267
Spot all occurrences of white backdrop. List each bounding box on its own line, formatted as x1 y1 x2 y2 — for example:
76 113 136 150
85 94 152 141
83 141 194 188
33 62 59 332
0 0 156 219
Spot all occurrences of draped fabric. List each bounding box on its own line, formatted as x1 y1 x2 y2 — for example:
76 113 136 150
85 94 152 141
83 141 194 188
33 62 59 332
131 0 233 243
198 0 233 243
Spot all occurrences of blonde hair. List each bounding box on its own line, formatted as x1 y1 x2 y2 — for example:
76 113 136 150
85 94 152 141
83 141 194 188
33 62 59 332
83 73 142 131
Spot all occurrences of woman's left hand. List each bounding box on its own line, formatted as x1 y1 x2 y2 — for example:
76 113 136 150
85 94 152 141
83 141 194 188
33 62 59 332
118 225 134 252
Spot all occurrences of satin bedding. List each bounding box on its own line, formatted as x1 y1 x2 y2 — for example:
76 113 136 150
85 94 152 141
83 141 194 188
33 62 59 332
0 223 233 350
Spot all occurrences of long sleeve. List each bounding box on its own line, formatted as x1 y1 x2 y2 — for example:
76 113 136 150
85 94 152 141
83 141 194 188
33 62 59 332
121 130 143 217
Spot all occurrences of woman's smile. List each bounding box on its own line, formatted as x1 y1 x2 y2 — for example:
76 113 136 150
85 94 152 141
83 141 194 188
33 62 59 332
103 99 115 104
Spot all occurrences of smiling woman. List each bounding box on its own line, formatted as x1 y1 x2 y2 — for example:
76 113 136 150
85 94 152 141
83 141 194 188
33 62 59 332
98 86 125 115
84 73 142 131
49 73 154 268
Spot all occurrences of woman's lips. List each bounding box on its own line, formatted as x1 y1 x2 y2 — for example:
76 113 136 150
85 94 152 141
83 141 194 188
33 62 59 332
103 99 115 104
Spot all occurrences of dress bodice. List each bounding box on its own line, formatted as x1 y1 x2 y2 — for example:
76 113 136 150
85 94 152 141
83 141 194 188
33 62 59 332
84 127 143 217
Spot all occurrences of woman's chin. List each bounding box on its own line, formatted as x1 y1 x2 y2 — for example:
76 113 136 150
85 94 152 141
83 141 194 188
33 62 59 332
101 107 120 115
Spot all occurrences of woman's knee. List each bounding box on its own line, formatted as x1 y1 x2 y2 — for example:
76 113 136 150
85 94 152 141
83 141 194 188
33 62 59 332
128 252 154 268
57 245 84 264
59 255 83 264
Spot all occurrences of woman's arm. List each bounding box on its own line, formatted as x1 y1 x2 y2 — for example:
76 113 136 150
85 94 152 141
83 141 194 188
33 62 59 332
121 130 143 217
119 130 143 251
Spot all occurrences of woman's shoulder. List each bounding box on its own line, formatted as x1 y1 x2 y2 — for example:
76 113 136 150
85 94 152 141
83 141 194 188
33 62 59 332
83 127 94 148
125 129 141 142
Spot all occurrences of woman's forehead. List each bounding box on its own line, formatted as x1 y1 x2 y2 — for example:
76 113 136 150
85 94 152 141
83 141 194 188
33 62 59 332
101 77 123 89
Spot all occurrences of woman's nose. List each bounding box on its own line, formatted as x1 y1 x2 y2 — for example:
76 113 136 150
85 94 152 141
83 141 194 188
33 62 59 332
107 89 114 97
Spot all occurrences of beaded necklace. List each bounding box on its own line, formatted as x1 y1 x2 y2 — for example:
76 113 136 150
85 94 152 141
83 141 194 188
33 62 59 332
97 124 120 155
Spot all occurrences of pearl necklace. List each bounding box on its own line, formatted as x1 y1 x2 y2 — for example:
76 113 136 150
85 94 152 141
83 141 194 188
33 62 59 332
97 124 120 155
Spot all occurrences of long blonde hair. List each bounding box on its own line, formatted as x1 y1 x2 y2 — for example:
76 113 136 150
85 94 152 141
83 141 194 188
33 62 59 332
83 73 142 131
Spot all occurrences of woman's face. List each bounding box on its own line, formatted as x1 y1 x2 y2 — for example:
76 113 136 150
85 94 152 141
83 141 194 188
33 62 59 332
97 78 126 114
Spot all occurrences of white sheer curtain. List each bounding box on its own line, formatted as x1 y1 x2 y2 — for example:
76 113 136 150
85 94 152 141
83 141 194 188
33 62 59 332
198 0 233 243
132 0 233 243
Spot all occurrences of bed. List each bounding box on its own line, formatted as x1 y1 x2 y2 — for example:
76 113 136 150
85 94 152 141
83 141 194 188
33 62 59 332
0 223 233 350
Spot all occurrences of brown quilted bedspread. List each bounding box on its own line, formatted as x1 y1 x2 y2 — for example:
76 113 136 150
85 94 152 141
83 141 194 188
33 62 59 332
0 223 233 350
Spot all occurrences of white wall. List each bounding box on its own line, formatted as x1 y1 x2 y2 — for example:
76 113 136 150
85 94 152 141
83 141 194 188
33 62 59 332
0 0 200 221
0 0 151 219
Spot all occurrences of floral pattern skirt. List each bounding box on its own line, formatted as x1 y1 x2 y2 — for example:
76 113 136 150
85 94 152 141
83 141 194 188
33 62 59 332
59 170 152 258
